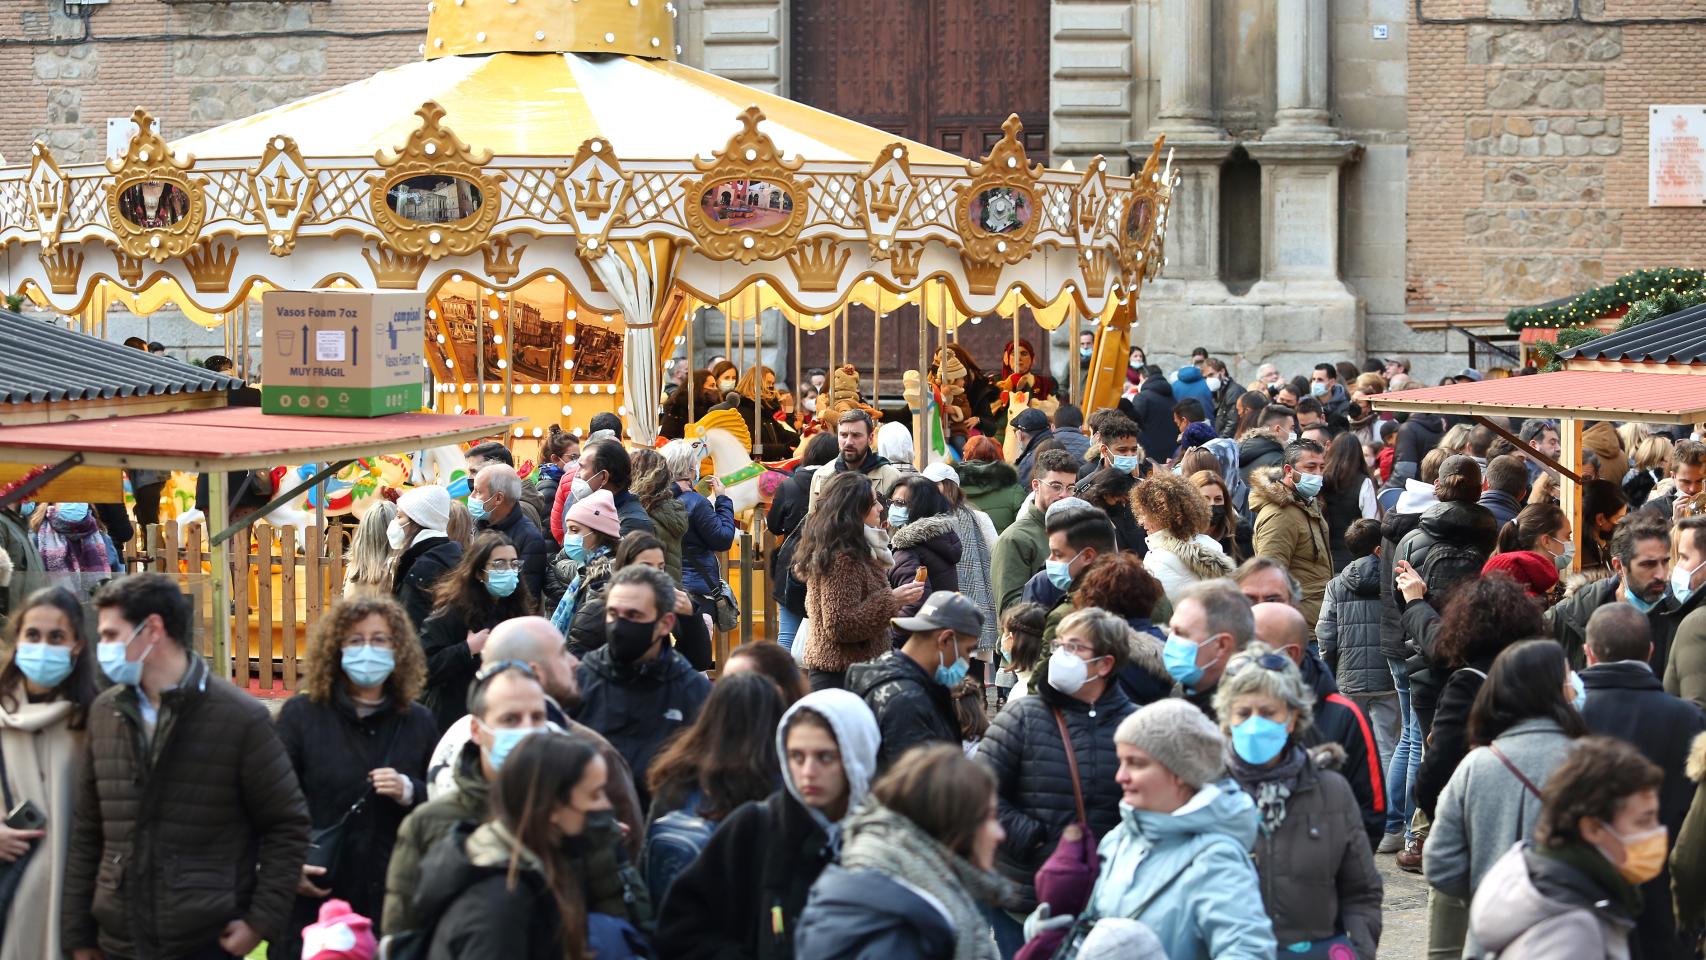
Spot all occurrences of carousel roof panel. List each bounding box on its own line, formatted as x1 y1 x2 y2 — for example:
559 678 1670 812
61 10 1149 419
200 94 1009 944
168 52 964 165
0 310 243 404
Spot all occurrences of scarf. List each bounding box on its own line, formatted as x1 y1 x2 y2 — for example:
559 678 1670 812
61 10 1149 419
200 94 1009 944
947 507 997 650
1226 743 1308 836
864 523 895 569
1532 840 1643 918
840 801 1013 960
36 508 111 574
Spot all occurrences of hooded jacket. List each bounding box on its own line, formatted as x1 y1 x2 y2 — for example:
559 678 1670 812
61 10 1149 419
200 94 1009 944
992 497 1049 617
1675 732 1706 930
1125 376 1180 466
574 646 711 805
655 691 880 960
958 460 1026 532
1014 427 1055 489
1237 428 1288 491
797 801 1014 960
383 740 492 934
1172 365 1215 414
1248 467 1333 632
1544 577 1682 673
888 515 963 642
1142 530 1235 606
392 535 464 629
1425 717 1578 901
1466 842 1637 960
975 679 1136 909
1085 781 1277 960
1318 554 1392 695
1237 746 1383 958
848 650 961 772
1392 414 1446 482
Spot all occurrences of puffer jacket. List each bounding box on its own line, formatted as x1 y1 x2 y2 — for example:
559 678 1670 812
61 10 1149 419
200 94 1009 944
1298 653 1387 848
1392 413 1446 483
794 865 954 960
1248 467 1333 633
1466 842 1637 960
1085 780 1277 959
975 680 1135 909
1318 554 1392 695
1391 500 1499 605
574 645 712 807
647 492 688 588
992 498 1048 617
383 740 490 935
1238 746 1383 959
1237 428 1287 488
1675 732 1706 931
563 548 618 656
848 651 961 773
1377 508 1425 660
888 515 962 643
62 655 311 960
1172 364 1215 413
677 484 737 595
960 460 1026 532
1124 376 1179 465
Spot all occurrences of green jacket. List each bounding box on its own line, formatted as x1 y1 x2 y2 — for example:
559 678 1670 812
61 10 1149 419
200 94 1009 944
383 741 490 935
959 460 1026 533
1666 605 1706 710
991 499 1048 619
1676 731 1706 929
650 495 689 589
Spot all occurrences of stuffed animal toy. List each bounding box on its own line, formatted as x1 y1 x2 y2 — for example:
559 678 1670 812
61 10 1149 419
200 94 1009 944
827 363 882 421
931 347 979 439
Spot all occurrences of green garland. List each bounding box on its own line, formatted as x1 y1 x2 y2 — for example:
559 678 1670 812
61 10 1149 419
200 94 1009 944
1531 284 1706 371
1504 267 1706 330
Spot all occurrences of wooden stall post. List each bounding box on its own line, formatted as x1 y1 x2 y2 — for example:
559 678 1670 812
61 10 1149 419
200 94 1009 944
306 523 325 651
229 524 249 686
280 525 298 690
255 525 275 691
208 471 233 681
1560 417 1584 574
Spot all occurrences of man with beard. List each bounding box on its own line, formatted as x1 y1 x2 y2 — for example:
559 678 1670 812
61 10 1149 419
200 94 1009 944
808 408 905 510
1548 513 1682 671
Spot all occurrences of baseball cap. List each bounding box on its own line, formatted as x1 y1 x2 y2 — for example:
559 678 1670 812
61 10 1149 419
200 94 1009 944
922 462 960 485
1011 408 1051 434
1456 368 1484 382
892 590 985 637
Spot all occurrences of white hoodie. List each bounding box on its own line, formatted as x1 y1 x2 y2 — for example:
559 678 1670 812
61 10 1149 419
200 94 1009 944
776 689 881 852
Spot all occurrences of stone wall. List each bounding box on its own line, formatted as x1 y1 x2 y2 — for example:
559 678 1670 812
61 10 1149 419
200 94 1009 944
1408 6 1706 318
0 0 425 164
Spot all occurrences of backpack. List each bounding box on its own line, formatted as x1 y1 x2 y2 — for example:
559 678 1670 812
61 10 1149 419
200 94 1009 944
641 806 716 907
1416 538 1485 602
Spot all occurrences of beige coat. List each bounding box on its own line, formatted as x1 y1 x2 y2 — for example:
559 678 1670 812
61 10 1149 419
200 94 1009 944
0 698 81 960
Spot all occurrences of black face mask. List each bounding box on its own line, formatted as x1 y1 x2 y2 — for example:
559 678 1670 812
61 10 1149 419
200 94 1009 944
1211 504 1228 528
606 617 660 664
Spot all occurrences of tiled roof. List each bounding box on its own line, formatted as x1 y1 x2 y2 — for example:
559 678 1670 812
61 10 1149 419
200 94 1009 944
0 310 242 404
1559 303 1706 365
1371 370 1706 425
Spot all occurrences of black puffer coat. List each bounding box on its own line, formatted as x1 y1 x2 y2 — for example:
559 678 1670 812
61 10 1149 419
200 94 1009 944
1318 554 1391 695
1377 509 1424 661
888 515 962 644
1390 499 1498 691
573 646 712 809
1392 414 1446 482
1122 376 1178 465
393 536 463 629
975 678 1135 909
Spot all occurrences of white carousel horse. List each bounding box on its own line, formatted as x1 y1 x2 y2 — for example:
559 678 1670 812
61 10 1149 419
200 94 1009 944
684 409 788 521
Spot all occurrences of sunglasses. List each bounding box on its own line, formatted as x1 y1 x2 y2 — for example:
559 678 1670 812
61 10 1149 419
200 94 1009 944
474 659 538 684
1226 652 1291 678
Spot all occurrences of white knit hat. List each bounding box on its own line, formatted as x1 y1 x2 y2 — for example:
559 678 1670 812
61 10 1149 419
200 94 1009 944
396 485 451 533
1114 699 1225 788
1078 919 1166 960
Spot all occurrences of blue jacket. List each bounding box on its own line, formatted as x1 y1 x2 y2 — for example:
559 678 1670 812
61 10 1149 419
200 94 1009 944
1172 365 1216 415
1477 489 1521 531
794 865 954 960
1086 781 1276 960
675 485 736 595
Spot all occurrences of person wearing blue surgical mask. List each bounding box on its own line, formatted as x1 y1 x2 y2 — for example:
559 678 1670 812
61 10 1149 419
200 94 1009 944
0 587 101 960
418 533 534 733
1042 507 1114 602
851 590 983 772
1163 581 1251 716
1214 641 1382 959
273 596 437 955
1665 514 1706 706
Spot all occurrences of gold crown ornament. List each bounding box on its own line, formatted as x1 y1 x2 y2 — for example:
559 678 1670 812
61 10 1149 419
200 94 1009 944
424 0 678 60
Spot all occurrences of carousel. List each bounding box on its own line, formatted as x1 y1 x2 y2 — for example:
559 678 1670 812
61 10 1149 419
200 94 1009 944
0 0 1177 472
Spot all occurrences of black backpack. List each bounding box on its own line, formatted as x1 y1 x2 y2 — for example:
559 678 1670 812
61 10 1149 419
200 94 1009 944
1417 538 1487 603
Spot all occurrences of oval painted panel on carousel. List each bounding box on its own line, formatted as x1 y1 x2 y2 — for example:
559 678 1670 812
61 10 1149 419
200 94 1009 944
969 186 1032 235
384 174 485 225
700 178 795 230
116 181 192 229
1125 197 1155 247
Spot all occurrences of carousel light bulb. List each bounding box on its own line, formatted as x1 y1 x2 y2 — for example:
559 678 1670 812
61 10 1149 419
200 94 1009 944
501 405 510 415
445 359 455 369
676 44 683 54
567 309 577 320
497 359 508 369
591 141 603 153
545 275 558 283
564 360 575 370
549 385 560 395
567 334 576 344
536 30 546 40
530 384 541 394
618 405 628 416
674 336 684 345
513 427 524 438
531 427 544 438
463 383 473 393
604 31 616 42
139 151 150 162
30 145 39 157
492 384 503 394
561 404 573 416
586 238 599 250
606 385 618 395
452 273 464 282
742 237 755 249
878 238 891 250
892 148 903 160
1006 157 1016 169
150 236 161 248
744 149 757 161
424 143 438 156
574 384 585 394
453 404 463 414
651 37 660 47
489 309 500 320
475 31 487 42
428 230 443 244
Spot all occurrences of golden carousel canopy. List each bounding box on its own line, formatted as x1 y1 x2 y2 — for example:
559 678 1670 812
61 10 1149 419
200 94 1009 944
0 0 1177 440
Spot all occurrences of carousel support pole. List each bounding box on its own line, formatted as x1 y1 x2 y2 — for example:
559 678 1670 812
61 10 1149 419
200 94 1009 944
503 295 514 446
723 299 733 390
738 528 754 649
1068 301 1081 406
476 288 487 415
873 291 882 407
687 308 697 426
1560 417 1584 575
915 288 928 471
791 311 801 417
208 470 232 680
749 286 761 456
827 308 836 377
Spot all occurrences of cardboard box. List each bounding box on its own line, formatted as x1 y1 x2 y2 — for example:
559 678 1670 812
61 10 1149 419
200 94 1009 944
261 289 426 417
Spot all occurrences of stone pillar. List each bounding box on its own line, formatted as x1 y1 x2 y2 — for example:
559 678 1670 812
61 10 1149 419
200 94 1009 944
682 0 788 96
1154 141 1235 282
1272 0 1335 139
1049 0 1137 173
1153 0 1223 138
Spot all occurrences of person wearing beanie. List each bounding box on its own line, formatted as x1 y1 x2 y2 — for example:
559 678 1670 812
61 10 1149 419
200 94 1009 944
549 489 623 656
301 899 377 960
1044 699 1275 960
391 485 465 629
1077 918 1167 960
1482 549 1560 600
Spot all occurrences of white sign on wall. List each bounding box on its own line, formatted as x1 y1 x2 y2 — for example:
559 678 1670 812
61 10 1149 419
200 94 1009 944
1650 105 1706 207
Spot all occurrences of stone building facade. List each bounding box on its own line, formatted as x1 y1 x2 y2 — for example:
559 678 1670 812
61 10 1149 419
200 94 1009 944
7 0 1701 381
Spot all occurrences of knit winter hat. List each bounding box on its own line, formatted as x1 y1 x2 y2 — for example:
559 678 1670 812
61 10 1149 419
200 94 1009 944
565 488 622 539
1114 699 1225 788
1077 918 1167 960
1179 421 1217 449
1482 549 1559 598
396 484 451 533
302 899 376 960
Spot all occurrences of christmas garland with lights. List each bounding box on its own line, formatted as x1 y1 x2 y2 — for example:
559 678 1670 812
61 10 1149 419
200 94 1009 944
1530 283 1706 371
1504 267 1706 330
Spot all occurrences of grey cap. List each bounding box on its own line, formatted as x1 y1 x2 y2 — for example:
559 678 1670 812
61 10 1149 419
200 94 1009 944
892 590 985 637
1456 367 1484 382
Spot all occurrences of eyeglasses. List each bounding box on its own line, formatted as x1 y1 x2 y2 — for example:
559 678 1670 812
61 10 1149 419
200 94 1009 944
1056 639 1102 659
341 634 394 649
474 659 537 685
486 559 522 572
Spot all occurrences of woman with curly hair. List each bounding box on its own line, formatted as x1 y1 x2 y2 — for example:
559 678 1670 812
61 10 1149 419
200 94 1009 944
1189 469 1243 563
1131 471 1234 604
1072 552 1173 706
273 594 437 957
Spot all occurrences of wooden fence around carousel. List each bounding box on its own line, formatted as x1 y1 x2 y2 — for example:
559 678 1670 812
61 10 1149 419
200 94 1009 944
120 514 778 693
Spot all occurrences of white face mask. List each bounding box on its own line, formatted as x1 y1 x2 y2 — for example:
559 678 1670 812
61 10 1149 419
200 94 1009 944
386 518 409 550
1205 376 1222 392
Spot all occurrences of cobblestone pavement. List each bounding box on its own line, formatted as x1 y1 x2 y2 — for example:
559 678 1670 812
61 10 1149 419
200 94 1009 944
1378 852 1431 960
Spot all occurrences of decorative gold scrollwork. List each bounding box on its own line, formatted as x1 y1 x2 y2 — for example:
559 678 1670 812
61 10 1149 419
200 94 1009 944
27 142 69 253
681 107 809 265
249 136 318 256
104 108 207 263
555 137 627 259
955 115 1043 268
1117 137 1169 288
1074 156 1110 249
367 102 504 260
784 236 850 293
362 243 430 289
861 142 916 260
41 246 84 295
483 234 527 284
182 237 238 293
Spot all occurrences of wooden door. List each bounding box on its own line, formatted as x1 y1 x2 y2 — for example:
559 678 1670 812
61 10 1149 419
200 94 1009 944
789 0 1051 398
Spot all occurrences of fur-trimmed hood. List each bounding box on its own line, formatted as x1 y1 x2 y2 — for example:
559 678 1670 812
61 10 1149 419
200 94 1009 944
1690 731 1706 783
1247 465 1310 513
957 458 1020 495
890 512 959 552
1146 529 1235 581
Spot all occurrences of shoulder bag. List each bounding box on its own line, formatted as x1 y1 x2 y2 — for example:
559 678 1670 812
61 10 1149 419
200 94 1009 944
1014 709 1100 960
306 713 404 887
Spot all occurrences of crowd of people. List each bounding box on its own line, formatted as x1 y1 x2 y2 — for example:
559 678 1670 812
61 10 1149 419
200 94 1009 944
2 346 1706 960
